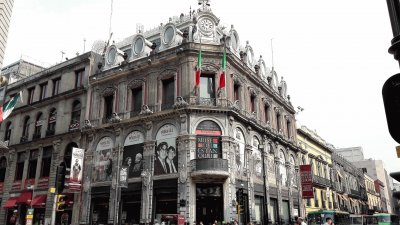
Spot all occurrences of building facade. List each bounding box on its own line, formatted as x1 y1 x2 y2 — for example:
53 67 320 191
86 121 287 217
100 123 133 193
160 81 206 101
0 2 303 225
364 173 383 214
335 147 364 162
0 52 101 225
0 0 15 69
296 126 334 214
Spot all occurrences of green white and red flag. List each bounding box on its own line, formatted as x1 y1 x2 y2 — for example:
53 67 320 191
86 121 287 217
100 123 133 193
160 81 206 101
0 91 22 122
219 47 226 89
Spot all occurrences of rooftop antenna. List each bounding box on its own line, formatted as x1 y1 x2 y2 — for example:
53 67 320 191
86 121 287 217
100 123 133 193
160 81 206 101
136 23 144 34
190 5 192 19
83 38 86 53
270 38 274 69
60 51 65 62
109 0 114 37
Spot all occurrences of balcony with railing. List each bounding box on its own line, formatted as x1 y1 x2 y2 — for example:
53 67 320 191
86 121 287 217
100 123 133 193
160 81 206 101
349 189 361 198
69 122 80 131
190 158 229 181
20 135 28 143
46 129 55 137
312 175 331 187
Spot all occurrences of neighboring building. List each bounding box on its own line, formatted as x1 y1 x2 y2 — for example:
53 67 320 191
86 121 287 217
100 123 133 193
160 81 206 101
0 52 101 225
364 173 383 214
0 0 15 69
297 126 334 214
392 183 400 216
0 2 303 225
335 146 364 162
375 179 388 213
349 159 393 213
331 152 368 215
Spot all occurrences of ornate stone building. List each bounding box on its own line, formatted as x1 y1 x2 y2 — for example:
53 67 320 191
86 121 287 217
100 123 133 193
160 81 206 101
0 2 302 225
79 2 301 225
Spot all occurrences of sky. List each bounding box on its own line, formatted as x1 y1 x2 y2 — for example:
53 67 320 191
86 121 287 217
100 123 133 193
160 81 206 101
3 0 400 173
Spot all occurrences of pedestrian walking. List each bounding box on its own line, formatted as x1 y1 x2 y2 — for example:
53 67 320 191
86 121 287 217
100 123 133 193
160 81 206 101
323 217 333 225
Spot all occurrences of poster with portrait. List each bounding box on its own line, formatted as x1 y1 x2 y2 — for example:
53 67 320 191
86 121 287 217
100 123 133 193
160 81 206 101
69 147 84 191
93 137 114 182
123 131 144 178
252 136 262 177
154 124 178 175
234 128 246 174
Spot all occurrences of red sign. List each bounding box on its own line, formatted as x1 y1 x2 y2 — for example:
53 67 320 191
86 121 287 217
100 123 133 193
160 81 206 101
300 165 313 198
195 130 222 136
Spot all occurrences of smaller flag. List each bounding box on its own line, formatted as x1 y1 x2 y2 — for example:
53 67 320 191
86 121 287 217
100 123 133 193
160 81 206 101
195 48 202 87
0 92 22 122
219 48 226 89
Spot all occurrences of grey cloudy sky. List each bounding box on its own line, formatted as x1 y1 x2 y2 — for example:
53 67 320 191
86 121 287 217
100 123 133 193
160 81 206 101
4 0 400 172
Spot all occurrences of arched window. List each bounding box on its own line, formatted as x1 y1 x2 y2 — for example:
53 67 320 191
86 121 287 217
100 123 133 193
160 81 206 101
22 116 31 138
234 128 246 173
4 121 11 141
289 155 297 188
47 108 57 135
252 136 262 177
0 157 6 182
34 112 44 139
279 150 287 186
195 120 222 159
70 100 81 129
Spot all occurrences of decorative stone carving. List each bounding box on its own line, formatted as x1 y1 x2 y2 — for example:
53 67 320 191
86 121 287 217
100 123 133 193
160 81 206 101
141 169 151 187
263 97 272 107
82 119 93 129
101 86 117 97
248 87 259 96
229 100 241 112
179 163 187 183
127 79 145 89
110 113 121 123
173 96 189 109
145 121 152 131
179 114 187 124
139 105 153 115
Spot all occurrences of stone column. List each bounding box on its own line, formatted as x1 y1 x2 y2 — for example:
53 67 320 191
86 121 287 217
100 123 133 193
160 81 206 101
275 156 283 224
228 138 238 222
245 144 255 221
262 138 271 224
141 140 155 224
286 162 293 224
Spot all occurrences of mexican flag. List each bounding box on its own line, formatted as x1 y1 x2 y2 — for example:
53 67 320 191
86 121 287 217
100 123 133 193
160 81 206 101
0 92 22 122
195 47 202 88
219 47 226 89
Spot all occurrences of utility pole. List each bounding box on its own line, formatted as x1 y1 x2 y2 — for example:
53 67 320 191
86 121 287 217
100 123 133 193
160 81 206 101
259 143 270 225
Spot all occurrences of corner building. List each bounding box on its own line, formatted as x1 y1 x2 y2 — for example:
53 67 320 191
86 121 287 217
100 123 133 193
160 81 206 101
80 3 301 225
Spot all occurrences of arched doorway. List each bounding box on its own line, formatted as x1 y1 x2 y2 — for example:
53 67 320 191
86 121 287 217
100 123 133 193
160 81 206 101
195 120 223 225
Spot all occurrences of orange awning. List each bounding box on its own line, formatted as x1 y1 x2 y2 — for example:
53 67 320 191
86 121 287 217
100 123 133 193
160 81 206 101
3 197 17 208
16 191 32 204
31 195 47 208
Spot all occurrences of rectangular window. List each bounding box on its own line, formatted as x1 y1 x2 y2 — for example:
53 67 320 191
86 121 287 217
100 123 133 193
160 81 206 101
162 78 175 107
4 123 11 141
264 105 269 122
75 69 84 88
199 75 215 99
276 113 281 131
28 87 35 104
39 82 47 100
286 120 291 138
132 87 143 112
104 95 114 119
15 152 26 181
40 147 52 178
28 150 39 179
250 95 256 112
0 159 6 182
52 78 61 95
234 84 240 101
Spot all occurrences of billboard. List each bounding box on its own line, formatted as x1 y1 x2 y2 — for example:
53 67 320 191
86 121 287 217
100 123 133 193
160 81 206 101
154 124 178 175
300 165 313 198
69 147 84 191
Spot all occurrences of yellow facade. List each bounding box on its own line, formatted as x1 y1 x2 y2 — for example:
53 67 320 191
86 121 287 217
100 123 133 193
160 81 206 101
365 173 381 212
297 127 334 214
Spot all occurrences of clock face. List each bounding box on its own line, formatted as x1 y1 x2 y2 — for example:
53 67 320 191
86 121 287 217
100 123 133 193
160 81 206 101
199 18 214 32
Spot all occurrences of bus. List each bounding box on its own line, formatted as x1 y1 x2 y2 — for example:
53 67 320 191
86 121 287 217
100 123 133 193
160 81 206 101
350 215 377 225
372 213 399 225
307 210 350 225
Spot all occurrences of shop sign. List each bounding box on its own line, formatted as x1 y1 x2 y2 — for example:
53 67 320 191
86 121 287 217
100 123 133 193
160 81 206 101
25 208 34 225
196 136 221 158
69 147 84 191
124 131 144 146
300 165 313 198
119 166 128 188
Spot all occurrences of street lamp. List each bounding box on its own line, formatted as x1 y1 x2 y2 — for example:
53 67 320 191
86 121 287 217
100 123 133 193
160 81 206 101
259 144 270 225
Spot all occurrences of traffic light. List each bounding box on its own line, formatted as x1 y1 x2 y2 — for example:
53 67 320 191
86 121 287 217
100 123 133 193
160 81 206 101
237 204 242 214
382 73 400 143
56 164 66 194
56 195 68 211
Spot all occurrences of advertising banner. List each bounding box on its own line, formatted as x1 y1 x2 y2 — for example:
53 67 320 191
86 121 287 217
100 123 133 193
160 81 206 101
69 147 84 191
300 165 313 198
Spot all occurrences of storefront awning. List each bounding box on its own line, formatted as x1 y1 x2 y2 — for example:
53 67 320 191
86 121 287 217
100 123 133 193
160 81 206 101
3 197 18 208
31 195 47 208
16 191 32 204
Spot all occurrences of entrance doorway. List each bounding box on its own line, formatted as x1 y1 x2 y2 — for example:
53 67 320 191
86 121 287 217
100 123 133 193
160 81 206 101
196 184 223 225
